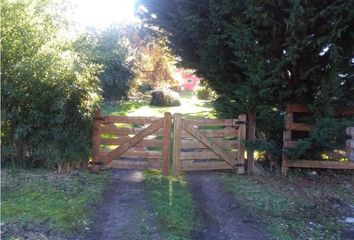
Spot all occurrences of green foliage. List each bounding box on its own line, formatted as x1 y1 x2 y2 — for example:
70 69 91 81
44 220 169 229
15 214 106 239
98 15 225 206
144 170 201 240
1 0 102 167
1 169 110 236
138 83 153 94
150 89 181 107
138 0 354 161
289 117 354 160
74 25 135 101
195 85 215 100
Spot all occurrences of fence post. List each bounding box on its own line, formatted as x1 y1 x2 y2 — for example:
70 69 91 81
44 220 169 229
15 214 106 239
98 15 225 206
172 113 182 176
162 112 172 176
346 127 354 161
281 108 293 176
92 111 102 165
237 114 247 174
247 112 256 175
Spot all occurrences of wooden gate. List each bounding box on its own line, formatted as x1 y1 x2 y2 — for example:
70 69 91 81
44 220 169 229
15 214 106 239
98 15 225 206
172 113 247 176
92 112 172 175
92 111 246 176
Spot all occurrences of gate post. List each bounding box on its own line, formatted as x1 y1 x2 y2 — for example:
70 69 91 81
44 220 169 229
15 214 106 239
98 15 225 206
172 113 182 176
247 112 256 175
92 111 102 164
162 112 172 176
281 107 293 176
237 114 247 174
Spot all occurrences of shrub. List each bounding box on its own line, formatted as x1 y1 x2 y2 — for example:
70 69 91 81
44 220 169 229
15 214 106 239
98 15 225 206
129 92 152 103
150 89 181 107
1 0 101 168
138 83 153 93
195 85 215 100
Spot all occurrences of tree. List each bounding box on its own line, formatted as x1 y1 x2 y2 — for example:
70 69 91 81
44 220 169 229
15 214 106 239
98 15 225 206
74 24 135 101
1 0 102 167
131 35 176 92
137 0 354 159
74 21 177 101
138 0 353 113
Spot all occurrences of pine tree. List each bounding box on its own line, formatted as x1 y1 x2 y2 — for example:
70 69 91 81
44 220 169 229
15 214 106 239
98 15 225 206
138 0 353 114
138 0 354 159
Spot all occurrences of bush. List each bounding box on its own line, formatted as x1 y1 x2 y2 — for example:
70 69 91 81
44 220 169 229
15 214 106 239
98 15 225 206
138 83 153 93
150 89 181 107
1 0 101 168
195 85 215 100
129 92 152 103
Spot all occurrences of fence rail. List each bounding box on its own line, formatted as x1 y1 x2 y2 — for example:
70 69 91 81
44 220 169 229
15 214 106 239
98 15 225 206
281 104 354 175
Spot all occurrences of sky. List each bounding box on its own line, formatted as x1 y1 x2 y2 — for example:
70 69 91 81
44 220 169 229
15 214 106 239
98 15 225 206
69 0 138 30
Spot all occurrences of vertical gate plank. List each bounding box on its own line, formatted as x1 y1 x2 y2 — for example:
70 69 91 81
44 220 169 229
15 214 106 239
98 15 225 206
237 114 247 174
162 112 172 176
173 113 182 176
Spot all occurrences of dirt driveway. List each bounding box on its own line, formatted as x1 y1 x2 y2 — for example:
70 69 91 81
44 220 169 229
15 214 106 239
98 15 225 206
188 171 269 240
85 169 161 240
86 169 268 240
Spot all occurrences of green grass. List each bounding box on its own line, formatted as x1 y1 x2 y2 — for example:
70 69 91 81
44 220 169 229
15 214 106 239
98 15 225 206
221 172 354 240
1 169 111 237
102 101 144 115
143 170 202 240
101 94 216 118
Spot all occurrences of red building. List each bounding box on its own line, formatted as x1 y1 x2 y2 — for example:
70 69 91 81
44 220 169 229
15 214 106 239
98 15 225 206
174 68 200 91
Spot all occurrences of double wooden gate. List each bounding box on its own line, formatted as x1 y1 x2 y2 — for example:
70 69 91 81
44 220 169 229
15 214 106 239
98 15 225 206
92 112 246 176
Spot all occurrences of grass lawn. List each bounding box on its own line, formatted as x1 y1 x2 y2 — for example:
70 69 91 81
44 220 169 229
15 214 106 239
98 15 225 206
143 170 202 240
1 169 111 239
102 101 145 116
221 171 354 240
101 93 216 118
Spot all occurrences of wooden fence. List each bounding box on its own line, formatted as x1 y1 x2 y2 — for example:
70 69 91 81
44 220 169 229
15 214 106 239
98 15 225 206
92 105 353 177
172 113 247 176
282 104 354 175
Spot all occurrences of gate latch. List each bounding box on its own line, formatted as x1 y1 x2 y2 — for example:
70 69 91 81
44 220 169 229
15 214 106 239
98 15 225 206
233 120 247 126
94 117 105 121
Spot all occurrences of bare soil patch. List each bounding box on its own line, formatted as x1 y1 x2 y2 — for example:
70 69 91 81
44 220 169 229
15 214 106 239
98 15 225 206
84 169 161 240
187 171 270 240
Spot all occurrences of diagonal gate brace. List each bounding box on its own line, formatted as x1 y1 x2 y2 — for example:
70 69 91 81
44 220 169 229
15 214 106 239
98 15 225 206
182 120 237 168
103 118 163 165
